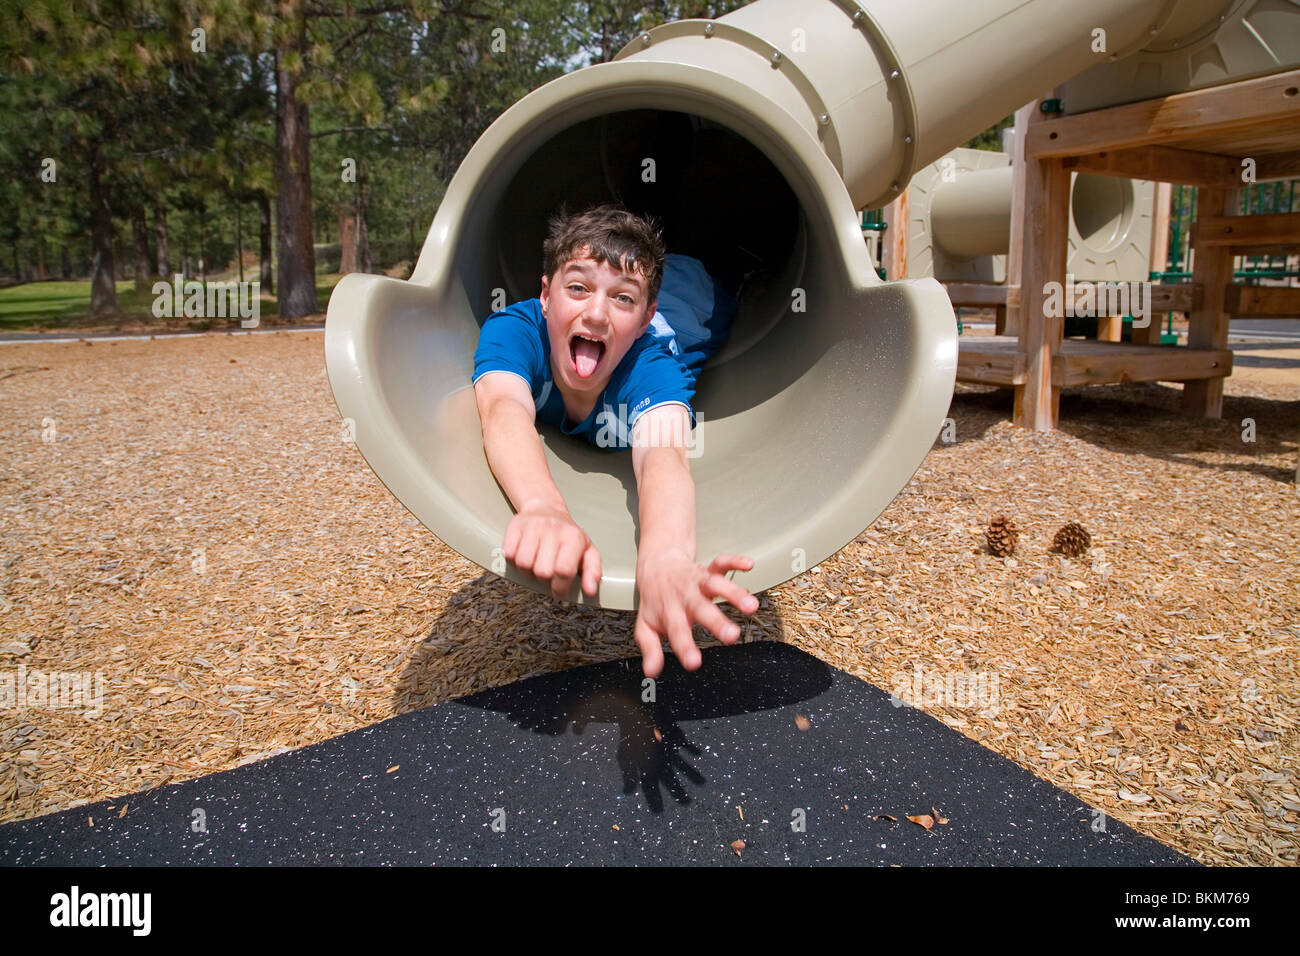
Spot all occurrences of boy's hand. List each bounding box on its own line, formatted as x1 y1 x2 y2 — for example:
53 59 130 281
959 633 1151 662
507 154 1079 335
503 502 602 601
634 549 759 678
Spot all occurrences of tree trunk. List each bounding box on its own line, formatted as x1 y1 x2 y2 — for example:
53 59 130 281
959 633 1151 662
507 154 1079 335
236 203 244 283
274 19 319 318
338 207 357 275
358 211 372 274
154 205 169 276
258 192 273 293
61 244 70 279
88 147 121 315
357 175 372 274
131 206 152 290
36 237 46 280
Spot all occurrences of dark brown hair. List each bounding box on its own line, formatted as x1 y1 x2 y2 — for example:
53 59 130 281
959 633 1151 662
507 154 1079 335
542 203 666 303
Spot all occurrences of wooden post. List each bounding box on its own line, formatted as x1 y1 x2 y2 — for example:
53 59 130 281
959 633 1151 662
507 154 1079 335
881 187 910 280
1138 181 1172 345
1181 186 1233 418
1014 154 1071 430
1004 101 1037 338
1097 303 1124 342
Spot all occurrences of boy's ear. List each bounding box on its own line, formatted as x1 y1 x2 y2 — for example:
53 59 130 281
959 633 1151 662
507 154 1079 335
640 297 658 332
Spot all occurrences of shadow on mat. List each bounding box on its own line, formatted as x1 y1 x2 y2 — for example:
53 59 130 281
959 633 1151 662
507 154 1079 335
399 576 824 813
454 640 832 813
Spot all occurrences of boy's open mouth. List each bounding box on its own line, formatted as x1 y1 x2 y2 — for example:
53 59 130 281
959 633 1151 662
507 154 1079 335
569 333 606 379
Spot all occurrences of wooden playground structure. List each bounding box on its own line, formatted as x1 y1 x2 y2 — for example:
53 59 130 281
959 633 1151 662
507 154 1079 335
881 68 1300 432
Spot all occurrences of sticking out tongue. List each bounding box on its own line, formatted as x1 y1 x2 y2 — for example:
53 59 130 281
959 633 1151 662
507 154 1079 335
572 337 603 379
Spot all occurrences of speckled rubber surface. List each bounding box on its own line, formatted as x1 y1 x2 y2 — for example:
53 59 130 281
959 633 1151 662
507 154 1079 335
0 641 1195 866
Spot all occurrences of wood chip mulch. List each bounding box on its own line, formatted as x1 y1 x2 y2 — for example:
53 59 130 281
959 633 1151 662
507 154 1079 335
1 329 1296 866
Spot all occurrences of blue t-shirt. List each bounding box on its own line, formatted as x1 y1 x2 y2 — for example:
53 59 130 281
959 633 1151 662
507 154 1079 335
472 254 737 452
645 253 739 381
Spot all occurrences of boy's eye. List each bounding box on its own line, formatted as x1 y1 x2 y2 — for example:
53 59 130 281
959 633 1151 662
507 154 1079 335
617 293 635 305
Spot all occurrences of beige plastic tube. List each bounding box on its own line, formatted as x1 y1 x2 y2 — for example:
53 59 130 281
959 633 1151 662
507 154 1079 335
624 0 1207 210
931 167 1015 260
324 0 1226 610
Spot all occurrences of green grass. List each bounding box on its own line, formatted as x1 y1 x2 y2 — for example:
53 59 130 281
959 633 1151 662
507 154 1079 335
0 274 344 333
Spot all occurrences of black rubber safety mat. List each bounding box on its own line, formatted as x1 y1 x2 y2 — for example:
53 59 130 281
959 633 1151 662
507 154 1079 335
0 641 1195 866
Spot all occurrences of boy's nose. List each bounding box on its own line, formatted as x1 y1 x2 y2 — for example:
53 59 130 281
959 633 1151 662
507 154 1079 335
584 293 612 326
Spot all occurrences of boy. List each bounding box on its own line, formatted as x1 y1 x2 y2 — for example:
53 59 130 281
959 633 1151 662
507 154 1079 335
472 203 759 678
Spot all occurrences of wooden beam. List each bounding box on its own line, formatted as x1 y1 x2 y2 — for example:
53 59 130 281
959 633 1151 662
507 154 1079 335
881 187 910 280
1224 285 1300 318
957 340 1026 386
958 339 1232 387
1004 101 1037 339
1153 282 1198 313
1140 182 1172 345
1255 151 1300 183
1014 154 1070 430
1025 68 1300 159
1193 211 1300 249
1054 342 1232 387
1057 281 1197 315
1182 188 1234 419
946 281 1196 317
1063 146 1241 187
943 282 1007 307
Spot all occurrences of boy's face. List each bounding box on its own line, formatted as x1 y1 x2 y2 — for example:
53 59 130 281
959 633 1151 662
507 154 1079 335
539 249 657 402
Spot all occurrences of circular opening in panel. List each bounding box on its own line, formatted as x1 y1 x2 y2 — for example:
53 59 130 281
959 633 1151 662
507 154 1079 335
1071 174 1135 253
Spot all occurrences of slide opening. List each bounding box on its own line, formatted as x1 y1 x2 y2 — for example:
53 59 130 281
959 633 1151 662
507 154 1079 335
479 108 804 383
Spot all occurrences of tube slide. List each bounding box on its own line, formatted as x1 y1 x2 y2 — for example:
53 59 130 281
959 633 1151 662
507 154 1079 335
324 0 1243 609
907 147 1154 284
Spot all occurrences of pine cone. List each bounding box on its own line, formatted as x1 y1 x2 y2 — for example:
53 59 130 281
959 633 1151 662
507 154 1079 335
1051 521 1091 557
985 515 1018 557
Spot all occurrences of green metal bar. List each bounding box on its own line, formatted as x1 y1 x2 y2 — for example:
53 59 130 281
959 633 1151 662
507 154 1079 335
1170 185 1183 276
1150 268 1300 280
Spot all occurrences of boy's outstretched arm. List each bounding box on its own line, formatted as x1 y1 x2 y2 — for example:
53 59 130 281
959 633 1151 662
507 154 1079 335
474 372 601 600
631 405 759 678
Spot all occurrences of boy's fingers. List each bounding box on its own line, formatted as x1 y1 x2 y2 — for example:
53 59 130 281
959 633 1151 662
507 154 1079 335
532 536 558 582
552 537 583 600
701 573 759 613
634 614 664 679
514 526 540 573
664 605 701 672
581 543 602 597
502 520 522 561
692 597 742 645
708 554 754 575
